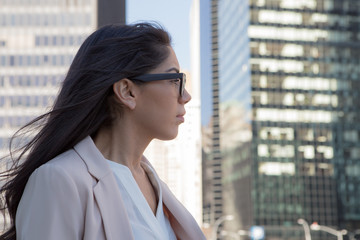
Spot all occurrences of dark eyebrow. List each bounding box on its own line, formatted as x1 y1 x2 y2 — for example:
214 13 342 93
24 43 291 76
165 67 179 73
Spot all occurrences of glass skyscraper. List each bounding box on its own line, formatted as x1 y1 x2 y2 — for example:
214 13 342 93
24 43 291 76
200 0 360 239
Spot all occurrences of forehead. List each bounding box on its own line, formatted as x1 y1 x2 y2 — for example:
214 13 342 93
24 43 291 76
150 46 180 73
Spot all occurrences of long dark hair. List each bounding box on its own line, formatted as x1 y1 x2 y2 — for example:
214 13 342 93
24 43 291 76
0 22 171 239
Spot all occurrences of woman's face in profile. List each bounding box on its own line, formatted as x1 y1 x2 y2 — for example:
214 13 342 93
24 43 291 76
133 46 191 141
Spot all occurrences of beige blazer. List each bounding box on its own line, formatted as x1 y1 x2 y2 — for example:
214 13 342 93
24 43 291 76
16 136 206 240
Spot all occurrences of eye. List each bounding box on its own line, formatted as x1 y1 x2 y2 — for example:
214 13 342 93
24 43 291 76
170 79 180 85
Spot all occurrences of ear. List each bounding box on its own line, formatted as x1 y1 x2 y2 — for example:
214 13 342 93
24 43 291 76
113 79 137 110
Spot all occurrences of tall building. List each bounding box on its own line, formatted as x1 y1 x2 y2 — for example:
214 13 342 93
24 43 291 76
199 0 253 236
0 0 125 157
199 0 360 239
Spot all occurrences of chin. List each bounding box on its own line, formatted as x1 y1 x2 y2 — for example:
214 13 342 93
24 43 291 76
157 130 179 141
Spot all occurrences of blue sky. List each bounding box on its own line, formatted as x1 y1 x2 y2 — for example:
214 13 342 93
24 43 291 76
126 0 193 71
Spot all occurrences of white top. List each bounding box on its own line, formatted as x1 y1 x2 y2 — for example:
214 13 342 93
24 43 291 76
107 160 177 240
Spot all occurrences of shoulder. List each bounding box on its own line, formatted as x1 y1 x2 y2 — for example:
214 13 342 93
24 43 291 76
29 148 96 194
16 150 92 239
47 147 86 169
18 148 97 219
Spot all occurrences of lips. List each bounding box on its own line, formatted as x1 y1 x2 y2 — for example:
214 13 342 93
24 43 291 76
177 115 185 122
176 111 186 123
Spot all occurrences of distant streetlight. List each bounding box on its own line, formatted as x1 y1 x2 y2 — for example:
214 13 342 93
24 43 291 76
250 226 265 240
212 215 234 240
297 218 312 240
310 222 347 240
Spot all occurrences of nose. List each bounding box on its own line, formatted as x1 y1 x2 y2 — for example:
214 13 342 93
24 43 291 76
180 88 191 104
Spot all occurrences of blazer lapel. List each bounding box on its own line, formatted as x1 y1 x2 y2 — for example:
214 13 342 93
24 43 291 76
161 182 206 240
142 157 206 240
74 136 134 240
74 137 205 240
93 175 134 240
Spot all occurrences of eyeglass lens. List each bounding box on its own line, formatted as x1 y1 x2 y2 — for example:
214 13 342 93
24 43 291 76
182 76 186 96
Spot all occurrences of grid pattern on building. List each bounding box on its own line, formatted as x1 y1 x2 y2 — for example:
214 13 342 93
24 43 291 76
248 0 360 234
201 0 360 239
201 0 227 230
210 0 225 223
0 0 122 163
0 0 126 156
208 0 224 225
0 0 97 160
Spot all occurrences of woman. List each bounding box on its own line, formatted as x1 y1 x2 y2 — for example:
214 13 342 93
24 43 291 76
0 23 206 240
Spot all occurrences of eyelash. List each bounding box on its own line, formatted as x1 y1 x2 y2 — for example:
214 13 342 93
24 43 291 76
170 79 180 85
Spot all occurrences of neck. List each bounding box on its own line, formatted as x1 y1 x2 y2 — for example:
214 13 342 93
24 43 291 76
93 117 151 173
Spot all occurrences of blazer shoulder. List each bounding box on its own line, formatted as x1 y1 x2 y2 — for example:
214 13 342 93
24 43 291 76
17 150 89 240
35 148 96 189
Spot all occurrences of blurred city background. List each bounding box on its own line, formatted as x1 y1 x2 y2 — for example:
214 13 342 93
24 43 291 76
0 0 359 240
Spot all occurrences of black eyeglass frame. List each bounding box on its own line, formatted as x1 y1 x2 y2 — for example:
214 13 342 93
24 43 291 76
130 73 186 97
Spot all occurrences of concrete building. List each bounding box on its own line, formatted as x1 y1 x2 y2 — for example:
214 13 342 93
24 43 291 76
0 0 125 157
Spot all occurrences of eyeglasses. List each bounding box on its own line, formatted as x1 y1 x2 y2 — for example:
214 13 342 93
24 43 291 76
130 73 186 97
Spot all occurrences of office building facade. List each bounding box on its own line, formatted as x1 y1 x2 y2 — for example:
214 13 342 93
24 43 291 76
200 0 360 239
0 0 125 157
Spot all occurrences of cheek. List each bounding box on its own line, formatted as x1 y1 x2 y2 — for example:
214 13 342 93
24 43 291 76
137 96 172 126
149 100 176 124
143 100 178 135
136 86 179 129
145 92 176 116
